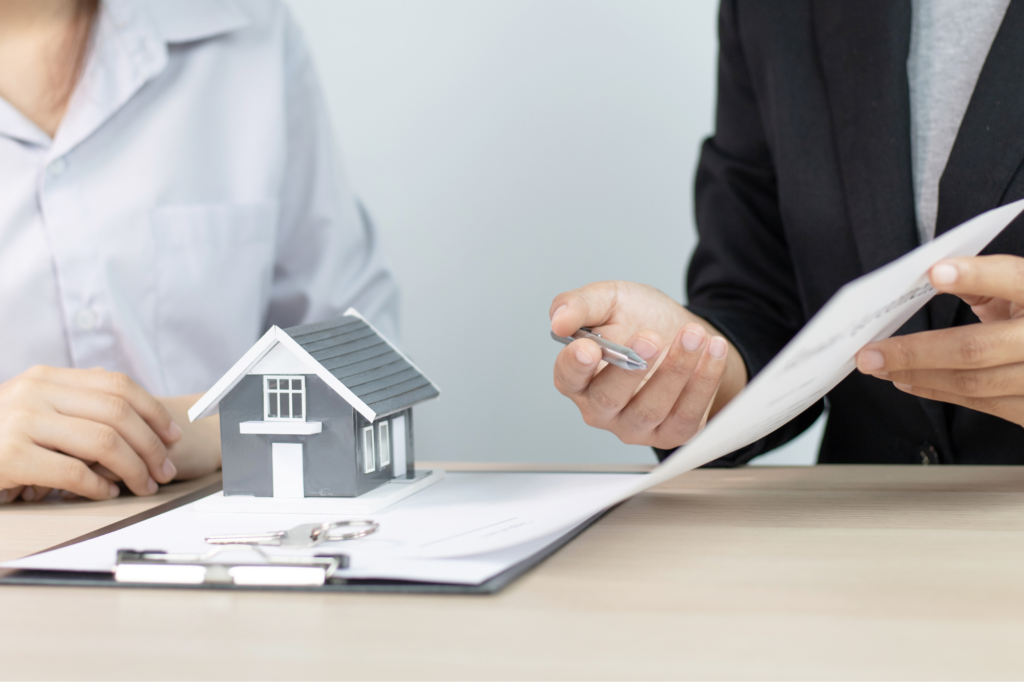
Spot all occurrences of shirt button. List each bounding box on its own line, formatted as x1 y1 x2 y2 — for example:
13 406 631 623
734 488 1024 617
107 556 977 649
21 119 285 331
918 442 939 465
75 308 99 331
48 158 68 177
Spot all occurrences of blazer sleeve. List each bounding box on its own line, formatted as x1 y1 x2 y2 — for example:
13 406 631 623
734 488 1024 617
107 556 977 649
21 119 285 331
657 0 822 466
265 7 401 341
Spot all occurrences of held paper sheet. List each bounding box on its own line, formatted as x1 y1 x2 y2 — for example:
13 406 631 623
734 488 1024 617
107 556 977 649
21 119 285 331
412 198 1024 558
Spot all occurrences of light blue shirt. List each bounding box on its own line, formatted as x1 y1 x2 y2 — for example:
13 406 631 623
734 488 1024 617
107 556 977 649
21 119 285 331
0 0 398 396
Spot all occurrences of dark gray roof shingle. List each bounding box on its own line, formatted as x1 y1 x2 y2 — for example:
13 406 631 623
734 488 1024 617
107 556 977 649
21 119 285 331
284 315 439 417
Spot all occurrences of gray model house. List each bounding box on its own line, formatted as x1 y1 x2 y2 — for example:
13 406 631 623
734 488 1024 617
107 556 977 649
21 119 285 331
188 309 440 498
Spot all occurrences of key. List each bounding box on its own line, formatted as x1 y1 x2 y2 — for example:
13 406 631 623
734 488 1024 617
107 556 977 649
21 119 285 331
206 520 379 548
206 522 335 548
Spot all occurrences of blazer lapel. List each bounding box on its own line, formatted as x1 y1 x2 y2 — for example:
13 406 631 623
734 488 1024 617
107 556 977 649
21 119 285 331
930 0 1024 331
814 0 954 458
812 0 920 277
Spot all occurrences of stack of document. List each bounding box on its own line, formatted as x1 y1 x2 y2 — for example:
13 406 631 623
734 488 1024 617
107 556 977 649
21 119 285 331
3 471 640 585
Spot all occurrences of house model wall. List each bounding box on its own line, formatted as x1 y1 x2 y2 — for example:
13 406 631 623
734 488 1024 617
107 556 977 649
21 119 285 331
188 310 440 499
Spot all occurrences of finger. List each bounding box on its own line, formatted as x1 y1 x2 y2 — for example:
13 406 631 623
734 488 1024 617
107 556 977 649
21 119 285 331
969 296 1015 324
3 445 119 501
655 336 729 446
857 321 1024 374
44 385 177 483
19 486 52 502
549 281 621 337
0 487 25 504
930 256 1024 305
91 462 122 481
617 325 707 437
28 412 158 496
892 382 1024 424
885 363 1024 398
582 331 663 421
553 339 605 398
25 367 182 444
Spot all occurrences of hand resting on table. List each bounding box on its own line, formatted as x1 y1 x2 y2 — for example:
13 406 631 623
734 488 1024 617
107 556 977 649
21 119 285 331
0 366 220 503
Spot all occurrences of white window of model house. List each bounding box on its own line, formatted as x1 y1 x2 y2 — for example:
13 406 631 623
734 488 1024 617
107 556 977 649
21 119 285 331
264 375 305 421
362 426 375 473
378 421 391 468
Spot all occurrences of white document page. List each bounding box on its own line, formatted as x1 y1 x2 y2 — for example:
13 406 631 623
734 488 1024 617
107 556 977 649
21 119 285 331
409 198 1024 557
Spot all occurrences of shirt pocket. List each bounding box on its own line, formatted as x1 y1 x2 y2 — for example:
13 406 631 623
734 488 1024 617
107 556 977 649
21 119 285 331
150 202 278 395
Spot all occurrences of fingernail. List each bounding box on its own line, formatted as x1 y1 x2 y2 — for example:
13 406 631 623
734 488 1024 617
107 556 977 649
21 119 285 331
708 337 728 359
60 490 79 501
21 487 35 502
631 338 659 361
550 305 567 321
146 477 158 494
893 382 912 391
575 348 594 365
681 329 704 352
859 350 885 372
932 263 959 286
161 459 177 481
109 482 120 499
167 420 183 442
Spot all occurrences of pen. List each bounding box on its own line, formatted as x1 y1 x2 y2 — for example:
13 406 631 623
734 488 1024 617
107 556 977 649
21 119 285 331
550 327 649 371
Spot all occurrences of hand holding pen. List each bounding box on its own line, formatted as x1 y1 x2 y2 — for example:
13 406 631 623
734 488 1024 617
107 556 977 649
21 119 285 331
548 280 746 449
551 328 649 370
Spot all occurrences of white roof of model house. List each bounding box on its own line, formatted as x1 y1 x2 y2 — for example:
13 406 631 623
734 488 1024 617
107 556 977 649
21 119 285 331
188 309 440 423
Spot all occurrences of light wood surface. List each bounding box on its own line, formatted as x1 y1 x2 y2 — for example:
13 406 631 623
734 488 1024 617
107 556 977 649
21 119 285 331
3 463 1024 680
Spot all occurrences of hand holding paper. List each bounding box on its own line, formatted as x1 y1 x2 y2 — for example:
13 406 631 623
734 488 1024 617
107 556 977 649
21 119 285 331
467 199 1024 561
857 254 1024 426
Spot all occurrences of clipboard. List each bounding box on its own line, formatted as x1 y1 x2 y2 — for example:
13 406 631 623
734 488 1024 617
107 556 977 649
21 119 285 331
0 480 612 595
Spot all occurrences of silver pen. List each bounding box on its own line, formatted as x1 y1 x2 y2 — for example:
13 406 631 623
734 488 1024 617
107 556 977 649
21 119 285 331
550 327 648 371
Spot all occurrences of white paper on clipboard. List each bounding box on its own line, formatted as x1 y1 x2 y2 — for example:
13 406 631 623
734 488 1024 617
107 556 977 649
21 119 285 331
1 472 641 585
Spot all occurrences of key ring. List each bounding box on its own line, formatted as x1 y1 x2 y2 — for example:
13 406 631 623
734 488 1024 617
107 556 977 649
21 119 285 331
311 519 380 543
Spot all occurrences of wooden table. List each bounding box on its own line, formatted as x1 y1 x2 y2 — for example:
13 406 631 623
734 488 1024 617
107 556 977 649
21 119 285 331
2 463 1024 680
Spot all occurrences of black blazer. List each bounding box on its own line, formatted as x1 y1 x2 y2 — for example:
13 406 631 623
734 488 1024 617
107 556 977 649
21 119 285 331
681 0 1024 465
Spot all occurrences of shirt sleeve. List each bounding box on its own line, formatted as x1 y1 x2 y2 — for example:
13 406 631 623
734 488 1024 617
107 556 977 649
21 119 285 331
266 8 400 341
658 0 823 466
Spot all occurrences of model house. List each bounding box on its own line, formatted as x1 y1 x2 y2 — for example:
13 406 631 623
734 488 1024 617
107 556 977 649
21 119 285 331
188 310 440 498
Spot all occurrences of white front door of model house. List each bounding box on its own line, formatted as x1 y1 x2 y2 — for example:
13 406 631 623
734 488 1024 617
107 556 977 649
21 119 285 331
272 443 304 498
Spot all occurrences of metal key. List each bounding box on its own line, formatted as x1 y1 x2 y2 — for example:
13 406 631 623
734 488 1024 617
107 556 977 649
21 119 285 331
205 519 379 548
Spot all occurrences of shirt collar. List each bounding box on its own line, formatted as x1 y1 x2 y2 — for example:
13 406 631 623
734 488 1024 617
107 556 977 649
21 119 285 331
140 0 250 44
0 97 51 148
41 0 249 160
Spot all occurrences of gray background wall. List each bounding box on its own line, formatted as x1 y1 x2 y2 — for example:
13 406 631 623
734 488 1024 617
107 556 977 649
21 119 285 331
285 0 822 466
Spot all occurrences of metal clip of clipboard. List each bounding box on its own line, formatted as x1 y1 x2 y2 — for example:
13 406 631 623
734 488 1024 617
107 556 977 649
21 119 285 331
114 547 349 587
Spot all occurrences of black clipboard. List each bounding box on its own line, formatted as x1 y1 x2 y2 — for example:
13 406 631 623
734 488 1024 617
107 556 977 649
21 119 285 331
0 479 612 595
